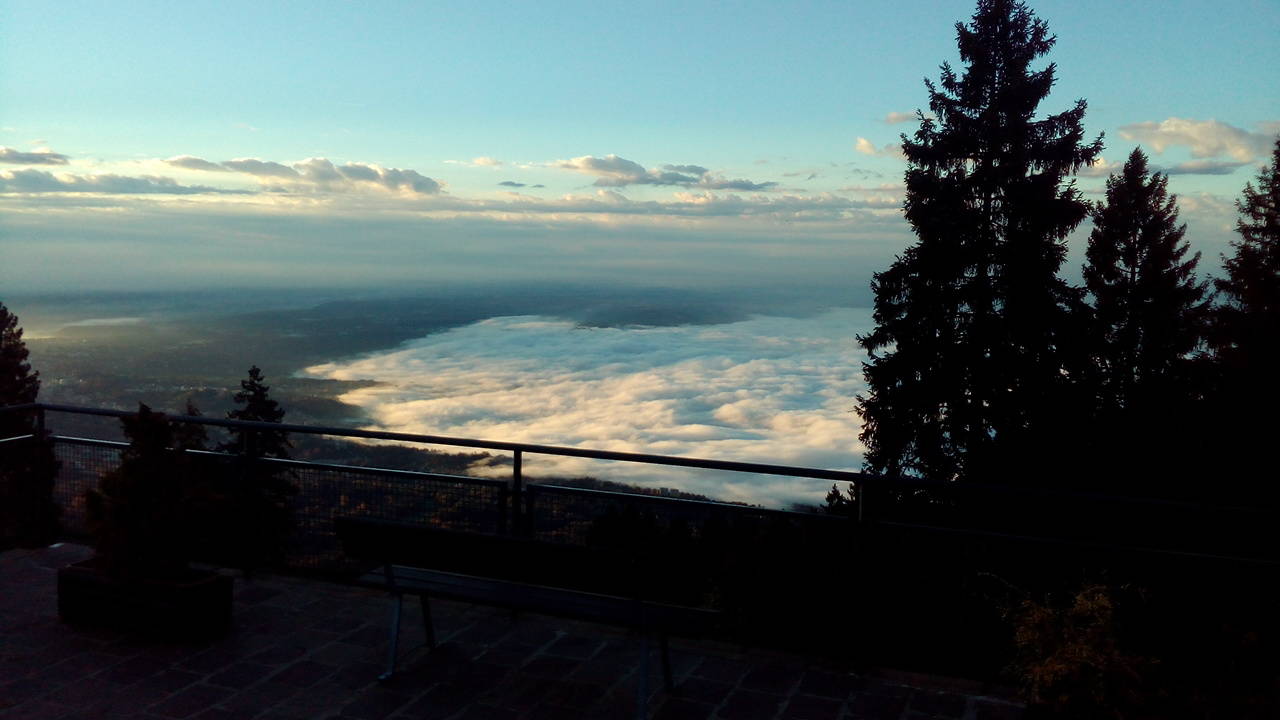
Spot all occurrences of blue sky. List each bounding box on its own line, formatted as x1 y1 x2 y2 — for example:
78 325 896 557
2 0 1277 294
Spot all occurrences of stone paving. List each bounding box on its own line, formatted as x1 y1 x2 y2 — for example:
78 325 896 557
0 544 1025 720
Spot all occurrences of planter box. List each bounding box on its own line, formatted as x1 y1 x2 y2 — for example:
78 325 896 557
57 558 233 640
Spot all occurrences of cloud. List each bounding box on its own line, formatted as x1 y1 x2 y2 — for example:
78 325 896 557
164 155 228 172
854 138 904 159
222 158 300 178
498 181 527 187
198 156 443 194
304 309 873 507
662 163 710 176
1118 118 1277 162
884 111 930 124
1160 159 1252 176
558 154 777 190
0 168 244 194
0 147 70 165
472 156 502 167
1076 156 1126 178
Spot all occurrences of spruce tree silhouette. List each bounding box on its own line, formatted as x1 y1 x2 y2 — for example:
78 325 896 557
1085 148 1210 408
857 0 1101 485
1208 136 1280 502
0 301 59 548
1082 148 1209 495
213 366 296 571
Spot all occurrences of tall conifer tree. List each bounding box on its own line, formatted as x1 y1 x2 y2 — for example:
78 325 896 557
1207 137 1280 500
858 0 1101 483
0 301 59 547
1083 147 1209 413
1212 137 1280 382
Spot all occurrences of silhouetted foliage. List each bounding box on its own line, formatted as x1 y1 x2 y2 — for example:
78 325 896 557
1206 136 1280 502
858 0 1101 484
1084 148 1209 413
1081 149 1210 496
0 301 59 548
206 366 296 570
86 404 197 579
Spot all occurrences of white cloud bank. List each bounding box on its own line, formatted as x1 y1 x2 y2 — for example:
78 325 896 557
1119 118 1277 163
303 309 873 508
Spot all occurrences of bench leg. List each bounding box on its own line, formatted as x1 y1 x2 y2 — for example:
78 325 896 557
420 593 436 648
379 592 403 682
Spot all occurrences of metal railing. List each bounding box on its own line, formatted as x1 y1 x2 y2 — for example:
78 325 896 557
2 401 1277 570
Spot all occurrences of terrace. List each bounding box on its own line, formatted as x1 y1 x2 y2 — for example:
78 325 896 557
2 403 1276 718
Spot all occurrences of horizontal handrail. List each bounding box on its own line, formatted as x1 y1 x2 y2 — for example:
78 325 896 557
3 401 1270 515
46 434 508 487
7 402 869 483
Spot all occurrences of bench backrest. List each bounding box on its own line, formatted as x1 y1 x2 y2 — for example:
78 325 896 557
335 516 681 602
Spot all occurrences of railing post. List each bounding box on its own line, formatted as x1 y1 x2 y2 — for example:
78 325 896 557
856 479 865 525
35 405 46 439
511 450 523 536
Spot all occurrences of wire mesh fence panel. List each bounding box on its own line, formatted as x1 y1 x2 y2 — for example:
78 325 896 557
52 440 123 540
526 483 844 547
278 460 508 572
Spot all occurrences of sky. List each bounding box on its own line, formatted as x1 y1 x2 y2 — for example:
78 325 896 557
2 0 1278 295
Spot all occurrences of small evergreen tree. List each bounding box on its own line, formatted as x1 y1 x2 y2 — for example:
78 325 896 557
0 301 59 548
86 404 194 578
1083 147 1209 413
212 366 295 570
858 0 1101 484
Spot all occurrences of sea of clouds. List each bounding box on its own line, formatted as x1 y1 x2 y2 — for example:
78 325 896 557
303 308 874 508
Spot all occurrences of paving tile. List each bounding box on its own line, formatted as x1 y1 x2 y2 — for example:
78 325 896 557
0 698 76 720
848 690 909 718
690 656 750 684
45 676 127 707
328 660 386 690
400 683 473 720
740 662 805 694
97 654 170 684
797 669 861 699
670 678 735 706
907 690 967 718
520 655 580 678
545 633 603 660
782 693 843 719
971 699 1025 720
179 646 247 674
654 697 718 720
133 668 204 696
149 684 235 719
718 689 786 720
194 708 245 720
207 661 276 689
216 679 302 716
311 641 377 666
452 704 518 720
337 686 415 720
268 659 338 688
248 643 309 666
0 675 65 706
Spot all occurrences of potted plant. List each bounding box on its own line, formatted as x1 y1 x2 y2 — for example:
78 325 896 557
57 404 233 640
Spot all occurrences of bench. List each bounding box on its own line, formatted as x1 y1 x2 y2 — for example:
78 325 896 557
334 517 721 697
